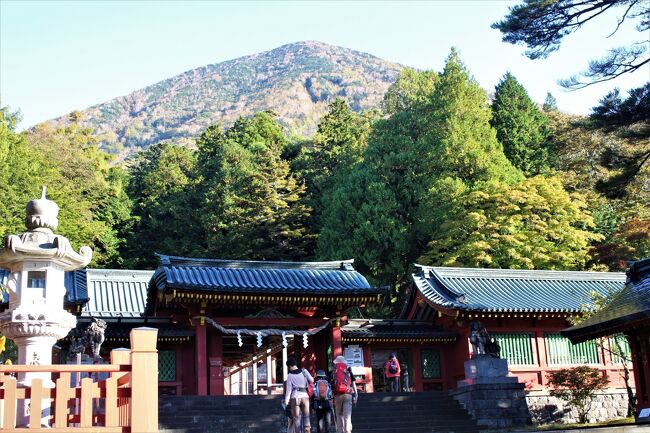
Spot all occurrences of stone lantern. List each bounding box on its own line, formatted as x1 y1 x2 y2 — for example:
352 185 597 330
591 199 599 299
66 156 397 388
0 187 92 389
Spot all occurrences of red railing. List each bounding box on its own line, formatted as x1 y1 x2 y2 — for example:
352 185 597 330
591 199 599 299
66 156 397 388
0 328 158 433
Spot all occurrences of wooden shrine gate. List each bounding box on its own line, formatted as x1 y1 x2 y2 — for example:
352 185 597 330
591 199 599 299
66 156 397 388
0 328 158 433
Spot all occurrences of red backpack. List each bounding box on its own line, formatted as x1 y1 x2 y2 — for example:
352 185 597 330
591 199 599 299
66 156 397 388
332 363 351 394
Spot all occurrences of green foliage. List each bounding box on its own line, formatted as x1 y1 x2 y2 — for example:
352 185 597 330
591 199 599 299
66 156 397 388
124 142 202 268
197 112 313 260
0 107 134 267
294 99 374 241
588 83 650 197
547 366 610 423
26 121 135 267
420 176 603 270
381 68 437 116
543 92 558 112
425 50 521 185
319 50 521 286
491 72 552 175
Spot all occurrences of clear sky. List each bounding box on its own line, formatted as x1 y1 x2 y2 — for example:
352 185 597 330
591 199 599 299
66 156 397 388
1 0 648 129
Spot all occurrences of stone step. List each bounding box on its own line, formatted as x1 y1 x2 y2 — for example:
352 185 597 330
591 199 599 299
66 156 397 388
158 391 482 433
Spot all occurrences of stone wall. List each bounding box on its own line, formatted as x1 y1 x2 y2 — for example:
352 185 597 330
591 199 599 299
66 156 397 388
526 390 631 424
450 382 531 428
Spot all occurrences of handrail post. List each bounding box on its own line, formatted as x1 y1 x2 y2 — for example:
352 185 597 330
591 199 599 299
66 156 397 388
129 327 158 433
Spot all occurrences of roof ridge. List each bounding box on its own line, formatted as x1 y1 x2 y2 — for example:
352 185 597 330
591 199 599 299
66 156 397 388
156 254 356 270
414 264 625 282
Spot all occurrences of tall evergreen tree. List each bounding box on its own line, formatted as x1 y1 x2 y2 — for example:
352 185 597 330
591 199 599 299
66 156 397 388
491 72 551 176
124 141 201 268
319 50 521 286
198 112 312 260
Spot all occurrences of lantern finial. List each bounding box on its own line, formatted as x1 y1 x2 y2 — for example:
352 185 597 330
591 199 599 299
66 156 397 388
25 185 59 232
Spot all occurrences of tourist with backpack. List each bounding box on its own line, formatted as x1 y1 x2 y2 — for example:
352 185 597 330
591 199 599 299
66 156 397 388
283 356 314 433
331 355 357 433
384 353 401 392
312 370 333 433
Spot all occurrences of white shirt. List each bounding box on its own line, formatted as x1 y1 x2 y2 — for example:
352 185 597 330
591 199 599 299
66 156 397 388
284 368 314 405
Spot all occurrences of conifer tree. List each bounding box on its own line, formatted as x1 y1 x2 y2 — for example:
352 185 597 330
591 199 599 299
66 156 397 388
124 141 201 268
198 112 312 260
491 72 551 176
320 50 522 286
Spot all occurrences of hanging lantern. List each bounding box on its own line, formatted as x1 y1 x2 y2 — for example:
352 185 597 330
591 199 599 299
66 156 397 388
282 332 288 348
256 332 263 348
237 330 243 347
302 333 308 348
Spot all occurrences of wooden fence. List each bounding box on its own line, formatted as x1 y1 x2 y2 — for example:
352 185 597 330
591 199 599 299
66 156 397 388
0 327 158 433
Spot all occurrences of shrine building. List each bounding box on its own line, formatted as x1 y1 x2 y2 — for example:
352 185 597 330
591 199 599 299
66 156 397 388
0 256 635 405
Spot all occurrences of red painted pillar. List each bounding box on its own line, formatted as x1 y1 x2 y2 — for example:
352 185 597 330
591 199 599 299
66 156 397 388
195 322 208 396
209 330 224 395
331 325 342 358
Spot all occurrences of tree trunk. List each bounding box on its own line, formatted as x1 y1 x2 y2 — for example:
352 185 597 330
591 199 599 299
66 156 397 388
614 337 637 417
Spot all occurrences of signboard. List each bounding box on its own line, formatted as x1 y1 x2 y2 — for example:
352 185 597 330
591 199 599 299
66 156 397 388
344 345 365 375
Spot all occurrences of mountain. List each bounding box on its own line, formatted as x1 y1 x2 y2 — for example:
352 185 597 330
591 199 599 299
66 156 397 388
50 41 403 155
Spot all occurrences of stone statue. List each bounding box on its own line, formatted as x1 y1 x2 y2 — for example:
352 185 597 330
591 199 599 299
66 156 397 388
469 321 500 358
69 318 107 361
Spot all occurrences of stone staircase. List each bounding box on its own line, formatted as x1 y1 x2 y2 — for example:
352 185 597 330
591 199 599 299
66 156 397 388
158 391 482 433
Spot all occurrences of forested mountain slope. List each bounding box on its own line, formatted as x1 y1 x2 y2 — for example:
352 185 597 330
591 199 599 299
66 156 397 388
48 41 403 155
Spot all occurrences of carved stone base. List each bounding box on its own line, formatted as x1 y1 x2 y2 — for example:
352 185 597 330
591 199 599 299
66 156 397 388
458 356 518 387
451 382 531 428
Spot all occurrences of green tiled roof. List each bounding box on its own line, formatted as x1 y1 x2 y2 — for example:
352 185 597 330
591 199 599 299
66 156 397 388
564 258 650 342
82 269 154 318
412 265 625 313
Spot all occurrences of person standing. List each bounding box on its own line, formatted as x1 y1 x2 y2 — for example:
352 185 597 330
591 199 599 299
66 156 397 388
384 353 401 392
283 356 314 433
331 355 357 433
312 370 333 433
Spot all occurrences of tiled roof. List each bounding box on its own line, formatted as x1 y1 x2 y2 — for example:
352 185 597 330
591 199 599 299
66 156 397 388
564 258 650 342
151 254 379 296
412 265 625 313
342 319 457 342
82 269 154 318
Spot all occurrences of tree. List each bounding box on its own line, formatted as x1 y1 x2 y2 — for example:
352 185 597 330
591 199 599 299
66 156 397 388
543 92 559 112
493 0 649 88
197 112 312 260
587 83 650 196
124 141 202 268
491 72 552 175
419 176 603 270
319 50 521 286
423 50 521 186
294 99 374 252
26 119 135 267
547 366 610 423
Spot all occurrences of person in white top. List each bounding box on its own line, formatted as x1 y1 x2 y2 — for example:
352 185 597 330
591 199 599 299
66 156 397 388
283 356 314 433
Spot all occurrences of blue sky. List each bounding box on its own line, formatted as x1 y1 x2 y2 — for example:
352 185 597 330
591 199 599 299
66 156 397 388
1 1 648 129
